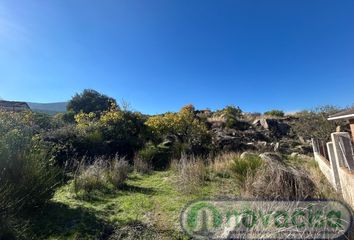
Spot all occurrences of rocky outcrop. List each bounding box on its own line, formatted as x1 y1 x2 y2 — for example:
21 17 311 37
206 114 311 154
211 127 270 151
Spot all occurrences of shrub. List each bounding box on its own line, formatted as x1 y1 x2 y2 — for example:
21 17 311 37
172 154 207 193
39 125 82 167
99 108 148 158
0 111 61 239
264 109 285 117
41 108 148 167
222 105 243 128
137 144 171 170
145 104 212 156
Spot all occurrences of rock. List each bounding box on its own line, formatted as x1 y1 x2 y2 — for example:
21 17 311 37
293 145 313 155
297 154 311 160
211 121 226 129
212 130 241 151
274 142 280 152
252 119 261 126
252 118 290 138
298 136 306 144
257 141 267 147
259 152 283 163
160 140 173 147
290 152 311 160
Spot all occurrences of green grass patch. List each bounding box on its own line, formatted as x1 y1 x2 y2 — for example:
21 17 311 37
33 170 238 239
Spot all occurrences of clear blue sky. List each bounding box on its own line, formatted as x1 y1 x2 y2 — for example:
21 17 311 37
0 0 353 114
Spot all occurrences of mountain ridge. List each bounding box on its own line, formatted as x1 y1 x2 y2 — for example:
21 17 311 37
27 102 68 114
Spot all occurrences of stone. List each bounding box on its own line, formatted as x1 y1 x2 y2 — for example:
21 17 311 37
274 142 280 152
252 118 290 138
259 152 283 163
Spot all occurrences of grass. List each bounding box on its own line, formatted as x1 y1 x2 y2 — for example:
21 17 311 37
33 169 239 239
29 153 342 239
286 155 339 199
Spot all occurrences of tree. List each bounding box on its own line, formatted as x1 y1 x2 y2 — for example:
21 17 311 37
67 89 117 114
292 105 341 141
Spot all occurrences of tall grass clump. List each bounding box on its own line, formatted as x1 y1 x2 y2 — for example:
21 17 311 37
133 157 152 174
231 153 264 185
74 157 108 194
108 155 130 188
171 154 207 193
210 152 238 178
74 155 130 195
240 153 316 200
288 155 338 199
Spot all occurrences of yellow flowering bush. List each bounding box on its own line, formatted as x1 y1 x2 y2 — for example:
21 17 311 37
145 104 211 155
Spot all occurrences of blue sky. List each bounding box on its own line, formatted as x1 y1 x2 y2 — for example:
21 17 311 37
0 0 353 114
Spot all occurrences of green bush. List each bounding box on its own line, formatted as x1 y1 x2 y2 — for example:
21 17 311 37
145 104 212 156
231 154 263 184
137 144 171 170
0 111 61 239
222 105 243 128
264 109 285 117
40 108 149 167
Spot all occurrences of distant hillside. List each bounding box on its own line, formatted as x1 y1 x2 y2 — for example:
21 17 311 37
27 102 67 114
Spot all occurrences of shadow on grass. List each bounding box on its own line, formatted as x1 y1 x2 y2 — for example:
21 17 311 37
29 201 113 240
119 184 156 195
29 202 186 240
109 220 187 240
73 183 156 204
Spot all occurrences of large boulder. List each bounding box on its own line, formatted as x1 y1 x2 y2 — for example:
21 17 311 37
212 129 242 151
252 118 290 138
